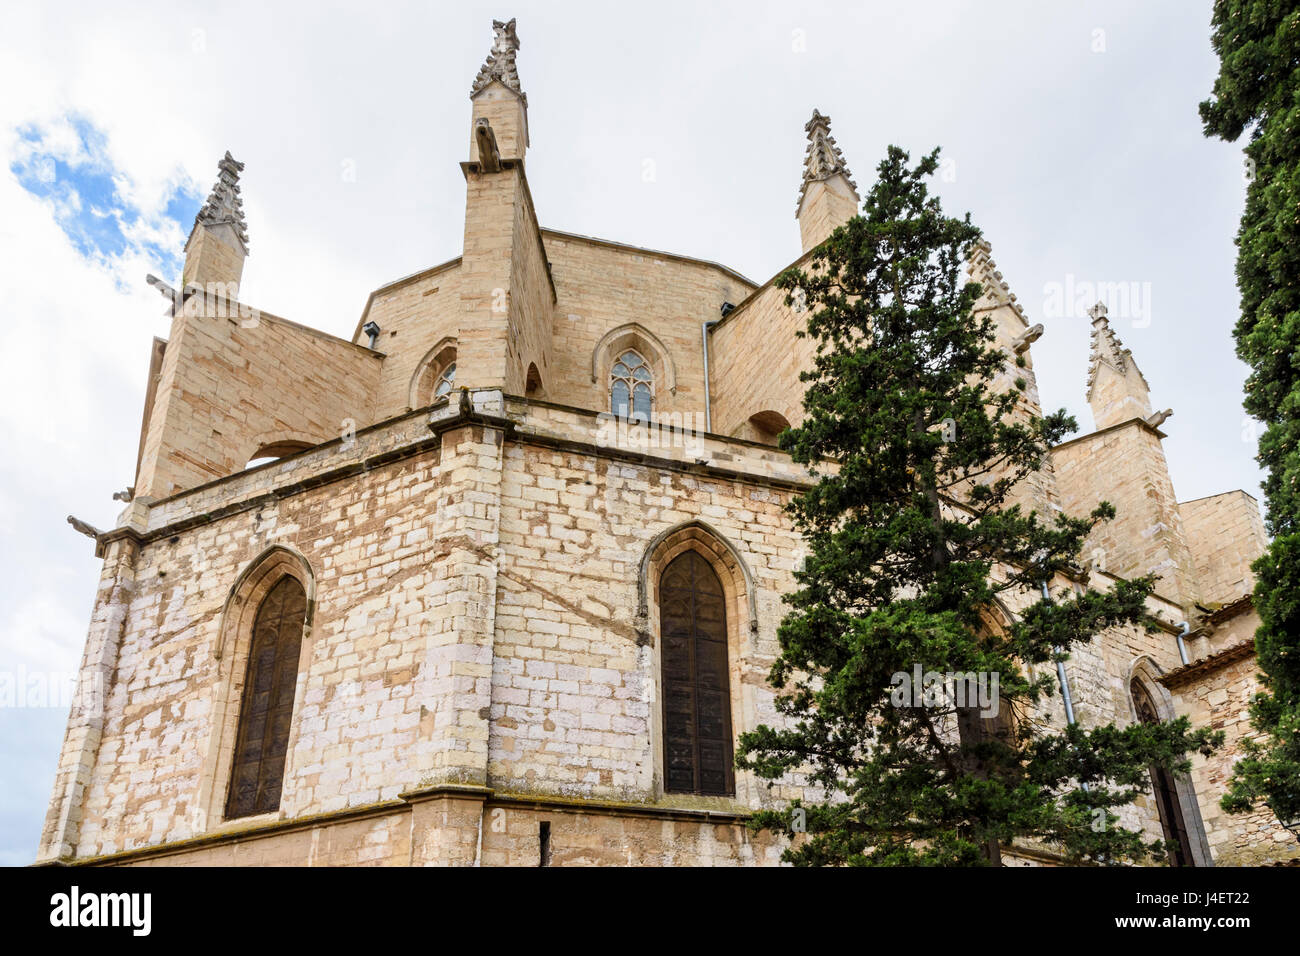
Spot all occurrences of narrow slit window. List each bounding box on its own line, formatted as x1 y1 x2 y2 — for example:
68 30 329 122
539 821 551 866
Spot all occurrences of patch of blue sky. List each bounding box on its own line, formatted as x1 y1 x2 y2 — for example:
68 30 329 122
10 114 203 282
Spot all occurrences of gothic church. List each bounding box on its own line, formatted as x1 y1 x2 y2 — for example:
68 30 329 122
39 19 1293 866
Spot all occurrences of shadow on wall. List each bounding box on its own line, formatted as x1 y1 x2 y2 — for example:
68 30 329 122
732 410 791 446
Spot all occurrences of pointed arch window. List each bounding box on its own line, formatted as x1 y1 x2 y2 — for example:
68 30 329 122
226 575 307 819
1131 678 1193 866
409 340 458 409
434 362 457 400
660 550 734 796
611 349 653 421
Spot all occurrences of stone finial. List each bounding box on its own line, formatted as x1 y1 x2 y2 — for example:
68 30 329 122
1086 300 1149 402
966 238 1027 321
471 18 526 102
193 151 248 249
798 110 857 208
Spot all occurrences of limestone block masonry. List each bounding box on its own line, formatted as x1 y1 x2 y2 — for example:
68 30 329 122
38 18 1296 867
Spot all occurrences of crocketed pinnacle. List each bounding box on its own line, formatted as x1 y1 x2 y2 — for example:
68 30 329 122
966 238 1027 320
797 109 856 209
193 151 248 248
1086 301 1149 401
471 17 526 104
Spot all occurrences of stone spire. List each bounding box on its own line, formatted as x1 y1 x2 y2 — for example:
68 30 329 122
967 239 1027 321
468 18 529 162
193 151 248 251
798 110 856 207
796 110 860 253
471 18 526 104
182 151 249 290
1086 301 1154 429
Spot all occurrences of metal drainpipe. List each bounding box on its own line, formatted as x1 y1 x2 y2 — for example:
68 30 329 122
1045 579 1095 818
473 806 484 867
702 319 720 432
1175 621 1190 666
1043 580 1077 726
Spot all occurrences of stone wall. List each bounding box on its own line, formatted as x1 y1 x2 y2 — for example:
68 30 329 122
1179 491 1268 606
1051 421 1201 607
542 231 752 420
506 176 554 396
134 305 382 499
44 397 1190 865
470 82 528 163
1163 630 1300 866
181 226 244 290
487 427 804 807
353 260 464 420
707 273 812 440
797 175 858 253
44 413 444 859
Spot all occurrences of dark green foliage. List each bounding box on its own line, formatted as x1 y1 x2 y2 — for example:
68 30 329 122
1201 0 1300 829
735 146 1222 865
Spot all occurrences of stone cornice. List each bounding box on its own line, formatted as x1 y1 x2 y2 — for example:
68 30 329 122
94 428 445 557
1048 415 1168 453
85 398 812 557
86 396 1189 622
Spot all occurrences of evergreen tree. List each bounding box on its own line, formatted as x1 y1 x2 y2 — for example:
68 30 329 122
735 145 1221 866
1200 0 1300 830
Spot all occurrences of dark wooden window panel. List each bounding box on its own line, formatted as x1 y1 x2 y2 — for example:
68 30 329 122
225 575 307 820
1131 679 1193 866
660 551 734 796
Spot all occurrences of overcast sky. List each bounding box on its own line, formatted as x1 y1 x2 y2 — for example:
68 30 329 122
0 0 1257 864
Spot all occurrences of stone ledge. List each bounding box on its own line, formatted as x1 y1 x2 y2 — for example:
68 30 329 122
35 797 408 867
39 785 757 866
